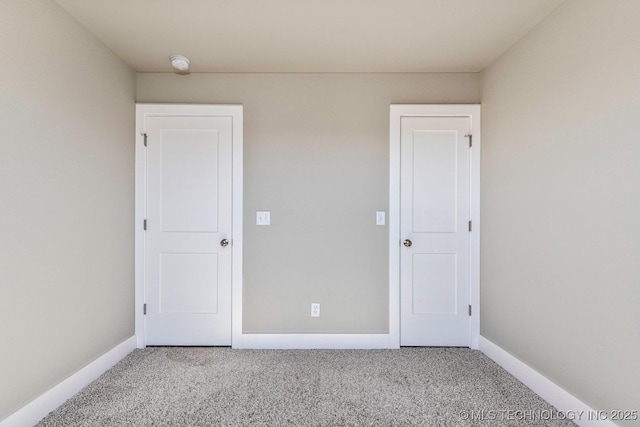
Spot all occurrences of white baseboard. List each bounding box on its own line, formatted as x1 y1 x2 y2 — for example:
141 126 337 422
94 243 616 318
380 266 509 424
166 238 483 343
0 336 136 427
479 336 616 427
233 333 400 349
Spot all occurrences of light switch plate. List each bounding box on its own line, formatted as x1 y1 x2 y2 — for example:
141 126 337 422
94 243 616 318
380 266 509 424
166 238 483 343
376 211 386 225
256 211 270 225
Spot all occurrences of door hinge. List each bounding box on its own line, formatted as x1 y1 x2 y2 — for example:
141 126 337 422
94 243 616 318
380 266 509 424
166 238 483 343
143 133 148 147
468 220 472 232
143 219 147 230
465 134 472 148
468 305 472 316
143 303 147 315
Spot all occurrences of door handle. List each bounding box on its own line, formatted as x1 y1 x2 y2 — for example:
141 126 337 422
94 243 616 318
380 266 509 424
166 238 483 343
403 239 412 247
220 239 229 247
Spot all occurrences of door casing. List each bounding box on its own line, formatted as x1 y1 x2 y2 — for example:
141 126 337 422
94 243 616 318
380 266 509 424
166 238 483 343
390 104 480 349
135 104 243 348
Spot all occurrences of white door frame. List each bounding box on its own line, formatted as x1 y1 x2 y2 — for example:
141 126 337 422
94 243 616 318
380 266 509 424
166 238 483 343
134 104 243 348
390 104 480 349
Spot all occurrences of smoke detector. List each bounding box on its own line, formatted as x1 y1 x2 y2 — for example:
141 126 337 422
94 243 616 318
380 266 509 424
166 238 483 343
170 55 190 73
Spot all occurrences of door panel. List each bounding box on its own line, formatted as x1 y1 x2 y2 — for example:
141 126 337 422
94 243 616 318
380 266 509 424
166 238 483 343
145 116 232 346
160 130 220 233
401 116 470 346
412 253 457 314
159 253 219 314
412 131 458 233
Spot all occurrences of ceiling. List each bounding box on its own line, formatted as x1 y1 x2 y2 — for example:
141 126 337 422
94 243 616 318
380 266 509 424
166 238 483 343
55 0 564 73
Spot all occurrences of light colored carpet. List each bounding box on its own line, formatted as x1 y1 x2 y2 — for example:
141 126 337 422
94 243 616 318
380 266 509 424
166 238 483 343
37 347 574 426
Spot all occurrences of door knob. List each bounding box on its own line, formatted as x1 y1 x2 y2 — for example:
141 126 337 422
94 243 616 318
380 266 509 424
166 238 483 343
403 239 412 247
220 239 229 247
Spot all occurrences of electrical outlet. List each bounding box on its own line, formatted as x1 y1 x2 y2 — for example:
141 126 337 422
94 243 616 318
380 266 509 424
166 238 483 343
311 303 320 317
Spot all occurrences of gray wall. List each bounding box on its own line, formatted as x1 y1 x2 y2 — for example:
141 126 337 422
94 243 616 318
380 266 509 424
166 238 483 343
0 0 136 420
137 73 480 333
480 0 640 419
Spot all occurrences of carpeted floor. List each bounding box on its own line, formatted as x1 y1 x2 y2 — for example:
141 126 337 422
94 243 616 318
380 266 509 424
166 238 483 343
37 347 575 426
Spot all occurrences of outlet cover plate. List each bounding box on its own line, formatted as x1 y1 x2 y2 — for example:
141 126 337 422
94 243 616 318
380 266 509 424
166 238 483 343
311 303 320 317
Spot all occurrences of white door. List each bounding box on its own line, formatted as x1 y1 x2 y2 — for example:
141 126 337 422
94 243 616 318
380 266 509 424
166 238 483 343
145 115 233 345
400 116 471 346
